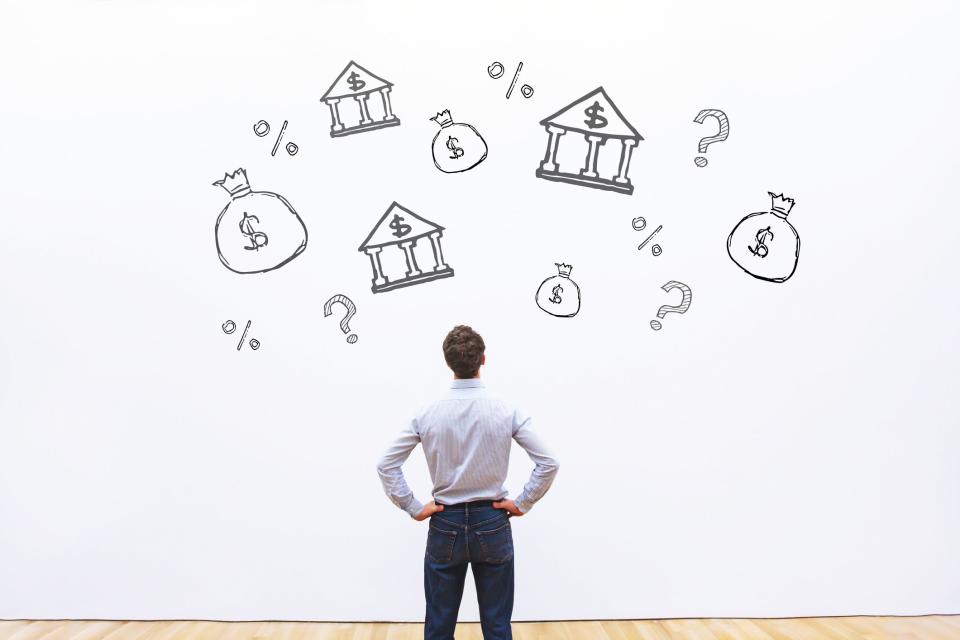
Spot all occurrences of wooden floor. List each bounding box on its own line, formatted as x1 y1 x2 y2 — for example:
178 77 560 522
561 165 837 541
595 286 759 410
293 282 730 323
1 617 958 639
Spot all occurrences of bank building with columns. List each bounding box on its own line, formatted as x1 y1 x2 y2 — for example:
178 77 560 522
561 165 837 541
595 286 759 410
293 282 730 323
358 202 454 294
535 86 642 195
320 61 399 138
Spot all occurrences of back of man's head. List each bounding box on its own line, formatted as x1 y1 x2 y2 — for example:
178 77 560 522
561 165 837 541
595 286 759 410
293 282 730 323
443 325 485 379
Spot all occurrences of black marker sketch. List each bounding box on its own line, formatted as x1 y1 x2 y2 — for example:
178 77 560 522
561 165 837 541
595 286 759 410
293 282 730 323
323 294 359 344
358 202 454 294
693 109 729 167
536 87 642 195
320 61 400 138
487 61 534 99
213 168 308 274
650 281 691 331
430 110 488 173
631 216 662 255
637 225 663 256
535 263 581 318
727 192 800 283
223 319 260 350
253 119 299 156
630 217 663 256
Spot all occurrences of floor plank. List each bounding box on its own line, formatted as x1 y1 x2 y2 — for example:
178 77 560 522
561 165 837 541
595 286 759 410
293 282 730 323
0 618 956 640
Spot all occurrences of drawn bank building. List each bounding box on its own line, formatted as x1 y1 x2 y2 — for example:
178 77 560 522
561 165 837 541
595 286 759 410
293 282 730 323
358 202 454 294
320 60 400 138
535 86 642 195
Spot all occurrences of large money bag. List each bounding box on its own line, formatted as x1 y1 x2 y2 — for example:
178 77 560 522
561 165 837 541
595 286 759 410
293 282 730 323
213 168 308 274
727 192 800 283
430 109 488 173
536 263 581 318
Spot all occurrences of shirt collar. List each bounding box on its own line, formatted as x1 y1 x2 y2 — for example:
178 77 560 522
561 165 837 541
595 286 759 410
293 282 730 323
450 378 485 389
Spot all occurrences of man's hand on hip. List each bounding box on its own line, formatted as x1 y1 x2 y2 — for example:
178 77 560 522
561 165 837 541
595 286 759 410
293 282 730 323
492 499 524 516
414 501 445 521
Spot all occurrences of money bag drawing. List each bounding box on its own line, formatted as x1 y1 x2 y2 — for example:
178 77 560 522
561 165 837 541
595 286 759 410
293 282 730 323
536 87 642 195
213 168 308 274
320 60 400 138
536 263 581 318
727 192 800 283
430 109 488 173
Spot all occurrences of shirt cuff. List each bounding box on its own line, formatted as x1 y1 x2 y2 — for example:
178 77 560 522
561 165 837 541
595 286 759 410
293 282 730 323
405 498 425 518
514 497 529 514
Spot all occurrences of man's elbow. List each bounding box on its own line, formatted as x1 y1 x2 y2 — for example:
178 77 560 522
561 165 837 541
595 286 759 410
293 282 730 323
541 456 560 475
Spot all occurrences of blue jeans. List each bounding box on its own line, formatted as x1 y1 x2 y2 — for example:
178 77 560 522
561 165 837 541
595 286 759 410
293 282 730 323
424 500 514 640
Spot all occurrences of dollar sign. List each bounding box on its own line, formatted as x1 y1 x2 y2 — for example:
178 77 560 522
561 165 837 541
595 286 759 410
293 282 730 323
548 284 563 304
389 214 412 238
748 226 774 258
239 212 268 251
446 136 465 160
347 71 366 92
583 101 608 129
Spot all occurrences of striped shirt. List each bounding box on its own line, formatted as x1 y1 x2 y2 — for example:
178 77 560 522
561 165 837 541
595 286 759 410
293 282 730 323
376 379 559 518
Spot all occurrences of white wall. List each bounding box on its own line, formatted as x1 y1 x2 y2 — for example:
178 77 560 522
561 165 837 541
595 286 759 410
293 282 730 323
1 0 958 622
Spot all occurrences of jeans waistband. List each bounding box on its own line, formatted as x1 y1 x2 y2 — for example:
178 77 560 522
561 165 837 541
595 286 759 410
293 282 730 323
436 499 496 509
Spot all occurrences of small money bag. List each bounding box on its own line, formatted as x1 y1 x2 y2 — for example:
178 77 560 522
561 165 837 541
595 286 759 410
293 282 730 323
213 168 308 274
430 109 488 173
727 192 800 283
536 263 581 318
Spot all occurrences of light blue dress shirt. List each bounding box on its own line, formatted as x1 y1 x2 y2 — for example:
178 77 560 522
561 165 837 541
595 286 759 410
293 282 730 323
376 379 559 518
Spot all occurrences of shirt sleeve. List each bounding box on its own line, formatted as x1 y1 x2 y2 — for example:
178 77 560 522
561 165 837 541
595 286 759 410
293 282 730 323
376 418 425 519
511 408 560 513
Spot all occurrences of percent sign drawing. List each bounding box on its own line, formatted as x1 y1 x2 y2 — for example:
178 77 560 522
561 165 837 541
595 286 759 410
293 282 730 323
632 217 663 256
487 61 534 99
253 119 299 156
222 319 260 350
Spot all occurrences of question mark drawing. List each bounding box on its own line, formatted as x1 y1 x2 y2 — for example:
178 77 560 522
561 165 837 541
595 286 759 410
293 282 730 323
693 109 729 167
323 294 358 344
650 281 692 330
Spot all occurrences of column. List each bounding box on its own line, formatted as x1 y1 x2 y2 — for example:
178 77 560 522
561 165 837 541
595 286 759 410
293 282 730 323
364 247 388 287
399 240 422 278
379 87 396 121
326 99 345 134
539 125 566 172
354 93 372 125
579 134 606 179
614 138 638 185
427 231 448 271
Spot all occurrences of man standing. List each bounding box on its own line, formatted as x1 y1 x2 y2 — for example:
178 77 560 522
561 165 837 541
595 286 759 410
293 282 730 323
376 325 560 640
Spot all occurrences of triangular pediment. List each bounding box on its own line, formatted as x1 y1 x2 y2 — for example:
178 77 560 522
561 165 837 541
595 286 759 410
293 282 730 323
358 202 444 250
539 87 642 139
321 61 393 100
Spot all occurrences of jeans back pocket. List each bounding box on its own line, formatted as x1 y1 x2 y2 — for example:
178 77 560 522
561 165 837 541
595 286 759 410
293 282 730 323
426 523 458 563
476 520 514 564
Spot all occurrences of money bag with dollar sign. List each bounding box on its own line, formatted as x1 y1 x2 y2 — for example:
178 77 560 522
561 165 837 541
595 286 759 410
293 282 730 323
213 168 308 274
430 109 488 173
536 263 581 318
727 192 800 283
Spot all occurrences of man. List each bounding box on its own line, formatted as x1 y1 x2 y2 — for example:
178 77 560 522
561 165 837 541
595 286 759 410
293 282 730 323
376 325 559 640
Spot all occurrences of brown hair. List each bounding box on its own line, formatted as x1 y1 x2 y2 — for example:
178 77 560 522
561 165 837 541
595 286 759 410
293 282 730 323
443 325 485 379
